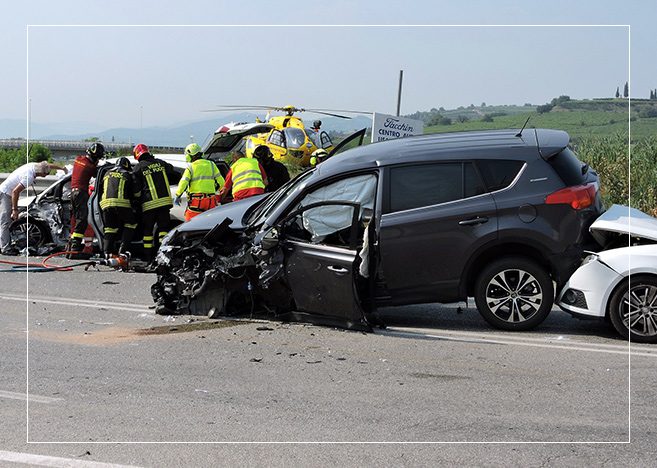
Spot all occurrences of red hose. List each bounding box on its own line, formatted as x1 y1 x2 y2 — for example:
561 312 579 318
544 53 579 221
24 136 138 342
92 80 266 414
0 251 84 272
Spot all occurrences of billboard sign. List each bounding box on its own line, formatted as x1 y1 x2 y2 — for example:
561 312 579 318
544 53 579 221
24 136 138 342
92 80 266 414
371 112 424 143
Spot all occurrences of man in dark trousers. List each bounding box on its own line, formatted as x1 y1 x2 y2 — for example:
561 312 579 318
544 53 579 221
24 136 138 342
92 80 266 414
98 157 138 257
253 145 289 192
131 143 175 264
68 142 104 257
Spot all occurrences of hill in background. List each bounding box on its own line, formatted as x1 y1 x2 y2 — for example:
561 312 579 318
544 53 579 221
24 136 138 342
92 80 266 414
410 97 657 141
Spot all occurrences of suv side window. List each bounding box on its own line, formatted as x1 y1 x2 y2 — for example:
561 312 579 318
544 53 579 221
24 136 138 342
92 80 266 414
475 160 524 191
388 162 487 213
465 163 486 198
287 173 376 247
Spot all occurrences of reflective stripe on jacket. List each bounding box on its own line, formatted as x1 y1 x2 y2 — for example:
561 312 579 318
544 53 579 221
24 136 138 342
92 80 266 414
230 158 265 196
133 157 173 212
176 159 224 196
100 168 135 209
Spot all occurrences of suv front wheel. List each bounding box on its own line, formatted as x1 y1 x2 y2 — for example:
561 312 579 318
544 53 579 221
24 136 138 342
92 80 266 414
474 257 553 331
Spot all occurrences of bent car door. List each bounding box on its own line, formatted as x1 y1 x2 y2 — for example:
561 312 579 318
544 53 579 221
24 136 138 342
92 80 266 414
279 173 377 328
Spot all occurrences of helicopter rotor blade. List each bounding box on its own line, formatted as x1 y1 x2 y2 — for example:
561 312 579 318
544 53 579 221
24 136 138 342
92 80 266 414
201 107 277 113
307 107 372 115
213 105 280 110
305 110 352 119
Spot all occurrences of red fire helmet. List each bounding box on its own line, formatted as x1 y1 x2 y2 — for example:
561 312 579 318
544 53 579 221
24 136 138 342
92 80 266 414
133 143 150 160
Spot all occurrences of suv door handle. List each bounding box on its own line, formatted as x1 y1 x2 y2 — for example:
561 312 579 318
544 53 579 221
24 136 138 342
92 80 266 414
459 216 489 226
327 266 349 274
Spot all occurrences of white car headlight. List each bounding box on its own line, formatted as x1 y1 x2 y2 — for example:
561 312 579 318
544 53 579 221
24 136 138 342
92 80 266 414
581 253 599 266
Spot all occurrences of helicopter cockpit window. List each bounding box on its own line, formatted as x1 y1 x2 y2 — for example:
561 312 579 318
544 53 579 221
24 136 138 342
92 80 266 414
320 131 332 148
267 130 285 148
306 129 320 147
283 127 306 149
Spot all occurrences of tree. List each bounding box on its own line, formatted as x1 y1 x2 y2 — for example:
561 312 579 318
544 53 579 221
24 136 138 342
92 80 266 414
615 87 620 98
536 103 554 114
623 81 629 98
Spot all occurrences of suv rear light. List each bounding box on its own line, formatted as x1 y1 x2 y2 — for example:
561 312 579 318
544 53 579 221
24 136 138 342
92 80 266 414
545 183 597 210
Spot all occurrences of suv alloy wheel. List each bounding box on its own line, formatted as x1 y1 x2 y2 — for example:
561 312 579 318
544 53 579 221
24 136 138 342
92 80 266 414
474 257 554 331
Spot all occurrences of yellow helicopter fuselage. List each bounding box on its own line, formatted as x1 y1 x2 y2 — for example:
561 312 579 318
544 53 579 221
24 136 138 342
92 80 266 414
245 115 334 167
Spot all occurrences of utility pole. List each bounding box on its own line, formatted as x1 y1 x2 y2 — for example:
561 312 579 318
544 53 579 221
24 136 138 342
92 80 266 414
396 70 404 116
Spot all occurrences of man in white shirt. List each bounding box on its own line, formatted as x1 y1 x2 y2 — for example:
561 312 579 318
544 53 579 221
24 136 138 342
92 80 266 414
0 161 67 255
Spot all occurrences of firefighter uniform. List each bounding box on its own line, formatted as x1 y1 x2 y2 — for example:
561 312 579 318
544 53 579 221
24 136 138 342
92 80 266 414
98 159 138 256
132 151 174 262
176 159 224 221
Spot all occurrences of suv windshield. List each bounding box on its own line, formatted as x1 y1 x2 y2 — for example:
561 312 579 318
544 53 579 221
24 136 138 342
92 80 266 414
247 170 314 226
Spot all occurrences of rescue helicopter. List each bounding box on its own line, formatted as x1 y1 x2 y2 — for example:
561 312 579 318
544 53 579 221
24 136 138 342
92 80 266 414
202 105 369 167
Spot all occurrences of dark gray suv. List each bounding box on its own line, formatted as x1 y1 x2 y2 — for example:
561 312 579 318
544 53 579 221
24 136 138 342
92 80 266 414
152 129 602 332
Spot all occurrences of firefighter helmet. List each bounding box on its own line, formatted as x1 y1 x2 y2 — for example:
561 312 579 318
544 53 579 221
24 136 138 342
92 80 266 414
310 148 329 167
86 142 105 162
116 157 131 171
133 143 150 160
184 143 203 163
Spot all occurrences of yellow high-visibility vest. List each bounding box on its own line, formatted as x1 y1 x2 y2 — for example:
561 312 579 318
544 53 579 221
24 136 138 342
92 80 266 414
177 159 224 196
231 158 265 195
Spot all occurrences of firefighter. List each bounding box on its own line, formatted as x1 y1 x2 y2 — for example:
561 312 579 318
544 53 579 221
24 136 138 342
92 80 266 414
220 150 268 202
98 157 138 257
132 143 175 263
253 145 289 192
173 143 224 221
68 142 104 257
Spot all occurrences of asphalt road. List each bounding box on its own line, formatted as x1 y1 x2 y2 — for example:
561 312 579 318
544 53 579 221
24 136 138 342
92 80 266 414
1 254 655 467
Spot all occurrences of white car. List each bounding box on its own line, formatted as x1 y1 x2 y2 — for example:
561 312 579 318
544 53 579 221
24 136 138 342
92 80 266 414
558 205 657 343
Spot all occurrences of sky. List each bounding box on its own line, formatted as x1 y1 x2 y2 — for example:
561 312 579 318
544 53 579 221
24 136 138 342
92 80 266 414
1 0 655 131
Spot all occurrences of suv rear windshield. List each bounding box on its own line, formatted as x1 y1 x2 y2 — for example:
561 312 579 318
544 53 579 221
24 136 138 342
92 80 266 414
546 147 587 186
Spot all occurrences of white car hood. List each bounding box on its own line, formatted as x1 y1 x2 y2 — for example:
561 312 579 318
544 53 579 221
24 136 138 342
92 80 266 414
590 204 657 245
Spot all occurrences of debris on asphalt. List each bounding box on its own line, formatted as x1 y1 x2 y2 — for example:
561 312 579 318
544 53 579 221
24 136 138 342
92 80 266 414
256 326 274 331
250 358 262 363
102 281 119 285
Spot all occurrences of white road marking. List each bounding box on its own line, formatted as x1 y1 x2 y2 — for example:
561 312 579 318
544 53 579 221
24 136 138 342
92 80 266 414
0 450 141 468
2 292 653 355
384 327 657 358
0 390 62 403
0 293 151 313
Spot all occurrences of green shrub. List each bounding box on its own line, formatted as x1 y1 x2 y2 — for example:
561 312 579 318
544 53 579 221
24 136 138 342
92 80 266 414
0 143 52 172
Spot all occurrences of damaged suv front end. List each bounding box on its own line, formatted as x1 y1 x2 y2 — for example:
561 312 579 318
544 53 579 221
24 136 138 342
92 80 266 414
152 194 270 316
152 167 376 331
